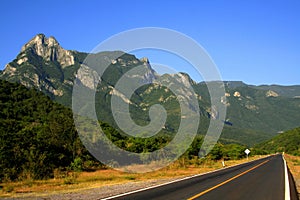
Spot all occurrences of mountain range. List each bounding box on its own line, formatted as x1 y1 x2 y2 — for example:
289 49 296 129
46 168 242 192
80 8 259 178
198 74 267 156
1 34 300 146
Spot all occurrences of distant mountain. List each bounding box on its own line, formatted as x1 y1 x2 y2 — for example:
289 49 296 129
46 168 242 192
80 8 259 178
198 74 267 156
1 33 300 146
222 84 300 134
223 81 248 89
254 85 300 98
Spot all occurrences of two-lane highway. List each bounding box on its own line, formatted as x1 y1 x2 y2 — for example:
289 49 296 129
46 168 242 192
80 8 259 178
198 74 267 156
187 155 283 200
104 154 298 200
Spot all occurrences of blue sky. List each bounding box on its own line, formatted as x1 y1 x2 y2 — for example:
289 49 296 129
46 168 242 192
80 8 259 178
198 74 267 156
0 0 299 85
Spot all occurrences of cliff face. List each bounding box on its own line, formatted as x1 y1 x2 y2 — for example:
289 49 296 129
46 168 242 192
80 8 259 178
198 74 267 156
20 34 75 67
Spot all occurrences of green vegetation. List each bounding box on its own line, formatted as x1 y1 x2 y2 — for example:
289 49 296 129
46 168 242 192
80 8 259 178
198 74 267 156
0 80 92 181
256 127 300 155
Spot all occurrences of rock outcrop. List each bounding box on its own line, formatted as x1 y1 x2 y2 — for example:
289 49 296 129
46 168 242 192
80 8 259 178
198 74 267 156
20 34 75 67
266 90 279 97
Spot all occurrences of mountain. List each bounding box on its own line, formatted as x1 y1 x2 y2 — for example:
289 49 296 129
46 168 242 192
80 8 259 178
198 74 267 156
1 33 300 146
254 85 300 98
222 84 300 134
256 127 300 155
0 34 88 105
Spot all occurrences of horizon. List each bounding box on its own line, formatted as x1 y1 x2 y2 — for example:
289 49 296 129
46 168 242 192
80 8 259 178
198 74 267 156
1 1 299 86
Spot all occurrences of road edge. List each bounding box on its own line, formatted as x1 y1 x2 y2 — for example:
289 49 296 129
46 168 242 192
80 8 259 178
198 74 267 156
283 154 291 200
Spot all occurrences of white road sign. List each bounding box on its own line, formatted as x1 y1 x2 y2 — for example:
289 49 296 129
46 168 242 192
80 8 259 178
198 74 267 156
245 149 250 155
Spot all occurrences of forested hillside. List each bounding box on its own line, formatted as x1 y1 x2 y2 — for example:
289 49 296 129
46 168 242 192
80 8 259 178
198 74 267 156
256 127 300 155
0 80 91 180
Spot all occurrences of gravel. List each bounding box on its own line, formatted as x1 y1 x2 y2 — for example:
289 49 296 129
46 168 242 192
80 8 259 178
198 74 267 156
3 177 183 200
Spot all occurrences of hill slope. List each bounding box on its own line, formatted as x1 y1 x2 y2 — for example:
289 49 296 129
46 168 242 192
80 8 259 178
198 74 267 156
256 127 300 155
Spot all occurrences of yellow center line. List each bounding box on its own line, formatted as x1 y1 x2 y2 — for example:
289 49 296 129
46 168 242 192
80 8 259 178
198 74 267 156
187 159 270 200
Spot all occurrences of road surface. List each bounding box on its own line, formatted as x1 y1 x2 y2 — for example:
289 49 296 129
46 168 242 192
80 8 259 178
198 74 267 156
104 154 298 200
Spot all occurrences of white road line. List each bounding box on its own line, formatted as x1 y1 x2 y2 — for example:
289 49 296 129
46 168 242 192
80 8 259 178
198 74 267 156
101 155 272 200
283 155 291 200
101 172 203 200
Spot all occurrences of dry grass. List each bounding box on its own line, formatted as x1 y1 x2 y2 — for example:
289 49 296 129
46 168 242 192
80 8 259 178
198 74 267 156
0 155 264 198
283 154 300 195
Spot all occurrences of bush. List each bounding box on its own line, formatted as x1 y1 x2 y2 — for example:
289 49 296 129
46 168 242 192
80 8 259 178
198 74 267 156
70 157 83 172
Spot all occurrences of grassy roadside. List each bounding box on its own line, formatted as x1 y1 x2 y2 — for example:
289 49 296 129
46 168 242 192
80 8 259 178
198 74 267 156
0 155 265 198
283 154 300 196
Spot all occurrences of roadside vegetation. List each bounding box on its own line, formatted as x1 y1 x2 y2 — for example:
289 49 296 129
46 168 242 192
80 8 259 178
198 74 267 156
0 155 264 198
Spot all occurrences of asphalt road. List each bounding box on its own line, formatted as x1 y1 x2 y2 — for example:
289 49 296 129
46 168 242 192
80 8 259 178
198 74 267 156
104 154 298 200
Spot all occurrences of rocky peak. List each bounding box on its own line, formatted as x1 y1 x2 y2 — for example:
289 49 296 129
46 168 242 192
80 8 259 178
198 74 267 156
178 72 196 85
140 57 149 64
20 34 75 67
21 34 57 54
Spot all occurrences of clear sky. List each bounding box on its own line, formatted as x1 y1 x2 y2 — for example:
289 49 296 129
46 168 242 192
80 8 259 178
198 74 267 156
0 0 299 85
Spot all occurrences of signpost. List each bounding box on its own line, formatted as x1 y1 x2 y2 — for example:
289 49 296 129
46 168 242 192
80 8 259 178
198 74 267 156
245 149 250 160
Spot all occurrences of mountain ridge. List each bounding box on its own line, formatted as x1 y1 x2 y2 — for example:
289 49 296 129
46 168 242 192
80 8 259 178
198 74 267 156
1 33 300 146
